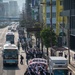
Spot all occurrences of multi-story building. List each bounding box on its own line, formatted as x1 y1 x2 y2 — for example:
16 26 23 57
0 2 5 18
31 0 39 21
31 0 47 27
25 0 32 20
9 1 19 17
0 0 3 2
56 0 67 46
41 0 46 27
56 0 63 35
40 0 56 29
3 2 9 17
63 0 75 50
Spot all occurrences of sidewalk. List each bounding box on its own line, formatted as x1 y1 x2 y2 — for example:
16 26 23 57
26 33 75 75
15 47 28 75
68 64 75 75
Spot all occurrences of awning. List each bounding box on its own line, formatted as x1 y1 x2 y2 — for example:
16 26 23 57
59 32 66 36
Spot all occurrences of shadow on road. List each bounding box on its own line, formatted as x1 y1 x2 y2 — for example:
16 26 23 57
3 65 20 70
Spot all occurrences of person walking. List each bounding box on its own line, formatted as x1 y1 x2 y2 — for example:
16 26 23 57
17 41 20 50
20 55 24 64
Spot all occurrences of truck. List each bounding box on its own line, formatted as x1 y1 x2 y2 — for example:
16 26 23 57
49 56 69 75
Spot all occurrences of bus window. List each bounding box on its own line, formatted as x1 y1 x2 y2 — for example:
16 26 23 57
6 33 14 44
4 49 18 59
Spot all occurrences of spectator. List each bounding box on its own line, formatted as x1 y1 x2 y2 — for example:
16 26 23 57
20 55 24 64
17 41 20 50
65 54 67 58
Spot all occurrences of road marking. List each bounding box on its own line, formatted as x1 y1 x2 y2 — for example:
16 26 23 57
68 66 75 74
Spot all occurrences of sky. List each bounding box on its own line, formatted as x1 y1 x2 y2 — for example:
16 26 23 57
3 0 25 11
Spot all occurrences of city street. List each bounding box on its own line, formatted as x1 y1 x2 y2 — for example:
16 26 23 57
0 27 27 75
0 26 75 75
0 0 75 75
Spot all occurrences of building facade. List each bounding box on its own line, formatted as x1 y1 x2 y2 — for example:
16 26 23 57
63 0 75 50
0 0 3 2
0 2 5 18
25 0 32 20
3 2 9 17
9 1 19 17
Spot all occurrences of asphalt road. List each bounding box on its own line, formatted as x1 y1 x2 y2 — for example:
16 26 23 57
0 27 9 75
0 27 27 75
1 26 75 75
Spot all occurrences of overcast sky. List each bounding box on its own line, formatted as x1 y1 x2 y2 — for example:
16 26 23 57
3 0 25 11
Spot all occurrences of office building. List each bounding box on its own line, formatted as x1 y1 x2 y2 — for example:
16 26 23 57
0 2 5 18
3 2 9 17
9 1 19 17
0 0 3 2
63 0 75 50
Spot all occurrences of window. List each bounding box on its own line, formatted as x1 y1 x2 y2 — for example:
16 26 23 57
35 0 38 6
60 1 63 5
52 24 56 28
60 12 63 16
52 1 56 6
52 12 56 18
47 24 50 27
46 2 50 6
46 13 50 18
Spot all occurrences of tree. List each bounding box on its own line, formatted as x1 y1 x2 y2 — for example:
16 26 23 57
33 22 43 48
40 27 56 56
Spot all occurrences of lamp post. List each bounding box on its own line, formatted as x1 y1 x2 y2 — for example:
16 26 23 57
50 0 52 55
68 0 71 64
40 2 46 54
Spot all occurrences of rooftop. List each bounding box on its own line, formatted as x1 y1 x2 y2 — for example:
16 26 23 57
49 56 67 61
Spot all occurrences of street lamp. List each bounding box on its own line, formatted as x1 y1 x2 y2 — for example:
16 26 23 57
49 0 53 72
68 2 71 64
50 0 53 48
40 0 53 55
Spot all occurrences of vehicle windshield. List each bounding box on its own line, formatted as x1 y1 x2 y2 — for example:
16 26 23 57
3 49 18 58
53 69 68 75
6 35 14 44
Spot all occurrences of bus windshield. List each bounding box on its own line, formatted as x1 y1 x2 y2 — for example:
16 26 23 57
3 49 18 58
6 35 14 44
53 69 68 75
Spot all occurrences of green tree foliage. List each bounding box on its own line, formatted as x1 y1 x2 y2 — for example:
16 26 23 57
20 18 37 28
34 23 42 38
40 27 56 55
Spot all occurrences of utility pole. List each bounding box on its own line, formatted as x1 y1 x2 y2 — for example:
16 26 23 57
50 0 53 49
68 0 71 64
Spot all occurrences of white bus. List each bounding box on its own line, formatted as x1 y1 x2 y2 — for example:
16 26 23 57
6 31 15 44
3 43 18 66
49 57 69 75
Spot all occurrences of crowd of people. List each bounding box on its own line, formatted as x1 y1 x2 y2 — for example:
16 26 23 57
17 29 50 75
24 63 50 75
26 48 43 64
